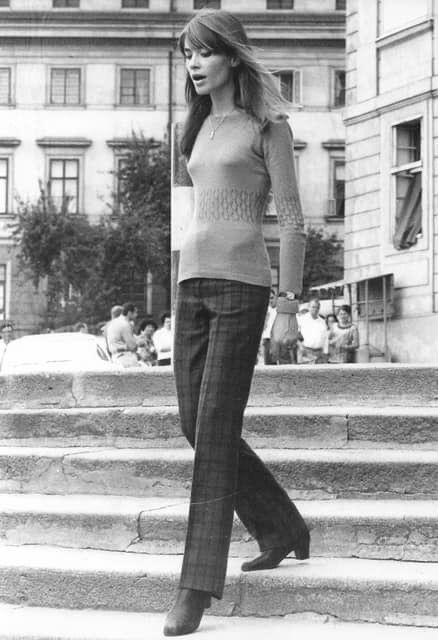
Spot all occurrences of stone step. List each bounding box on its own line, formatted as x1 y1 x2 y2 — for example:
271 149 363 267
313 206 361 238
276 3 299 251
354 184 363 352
1 605 437 640
2 406 438 450
2 364 438 410
1 446 437 499
0 546 437 626
1 494 437 562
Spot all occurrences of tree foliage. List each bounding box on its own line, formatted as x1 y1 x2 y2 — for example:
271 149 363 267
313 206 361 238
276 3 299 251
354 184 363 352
303 227 344 297
12 135 171 328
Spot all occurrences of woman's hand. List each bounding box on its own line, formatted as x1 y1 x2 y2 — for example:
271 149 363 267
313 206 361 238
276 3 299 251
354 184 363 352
271 312 299 364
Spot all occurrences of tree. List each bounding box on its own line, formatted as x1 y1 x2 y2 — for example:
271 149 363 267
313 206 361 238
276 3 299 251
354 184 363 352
302 227 343 297
11 184 104 327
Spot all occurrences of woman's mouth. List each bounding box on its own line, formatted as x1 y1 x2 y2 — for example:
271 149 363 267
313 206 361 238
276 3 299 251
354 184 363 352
192 74 207 83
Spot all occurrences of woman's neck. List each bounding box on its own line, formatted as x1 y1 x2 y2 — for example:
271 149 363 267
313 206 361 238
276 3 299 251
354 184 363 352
209 85 236 117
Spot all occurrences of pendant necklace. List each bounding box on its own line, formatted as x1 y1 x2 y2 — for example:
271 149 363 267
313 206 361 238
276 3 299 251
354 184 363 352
208 108 236 140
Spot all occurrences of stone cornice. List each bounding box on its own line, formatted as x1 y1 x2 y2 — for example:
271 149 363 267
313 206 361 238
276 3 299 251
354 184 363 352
0 138 20 147
0 11 345 42
36 137 92 148
322 139 345 150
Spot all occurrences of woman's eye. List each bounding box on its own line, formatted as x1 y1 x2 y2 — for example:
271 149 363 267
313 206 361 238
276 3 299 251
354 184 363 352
200 50 212 57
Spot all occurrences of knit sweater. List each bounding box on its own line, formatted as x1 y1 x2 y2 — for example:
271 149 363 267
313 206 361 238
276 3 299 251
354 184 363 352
177 111 306 293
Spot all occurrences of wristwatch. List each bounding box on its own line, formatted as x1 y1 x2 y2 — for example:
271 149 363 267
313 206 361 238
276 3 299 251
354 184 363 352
278 291 296 300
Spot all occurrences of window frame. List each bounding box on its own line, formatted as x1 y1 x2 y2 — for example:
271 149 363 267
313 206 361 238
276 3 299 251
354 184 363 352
117 66 153 108
390 118 423 250
333 68 346 108
0 1 10 8
193 0 221 9
48 66 84 107
48 157 80 215
266 0 294 9
0 66 14 107
0 263 8 322
0 156 10 216
330 158 346 220
121 0 149 8
335 0 346 9
52 0 80 7
272 68 302 105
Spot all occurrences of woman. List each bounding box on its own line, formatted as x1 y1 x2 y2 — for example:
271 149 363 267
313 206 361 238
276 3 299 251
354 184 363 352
165 10 309 636
328 304 359 364
135 318 157 366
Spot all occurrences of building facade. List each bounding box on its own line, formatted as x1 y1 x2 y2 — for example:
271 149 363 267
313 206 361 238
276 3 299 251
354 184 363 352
0 0 345 333
345 0 438 362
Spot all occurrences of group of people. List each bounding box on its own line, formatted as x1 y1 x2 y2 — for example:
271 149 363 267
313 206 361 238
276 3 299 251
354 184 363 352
100 303 173 368
261 293 359 365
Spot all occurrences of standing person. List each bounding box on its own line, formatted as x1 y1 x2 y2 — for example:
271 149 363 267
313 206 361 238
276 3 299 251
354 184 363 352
153 312 173 366
328 304 359 364
164 10 309 637
105 302 139 367
296 297 328 364
260 288 277 364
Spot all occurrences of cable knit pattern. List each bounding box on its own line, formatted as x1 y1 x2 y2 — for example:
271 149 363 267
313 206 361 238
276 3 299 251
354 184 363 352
274 192 305 231
178 111 306 292
197 188 268 225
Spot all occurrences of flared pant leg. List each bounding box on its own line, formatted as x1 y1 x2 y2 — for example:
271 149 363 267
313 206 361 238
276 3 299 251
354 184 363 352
173 278 308 599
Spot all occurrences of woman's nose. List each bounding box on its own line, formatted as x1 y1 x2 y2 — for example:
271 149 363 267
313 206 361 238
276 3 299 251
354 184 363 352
188 53 200 69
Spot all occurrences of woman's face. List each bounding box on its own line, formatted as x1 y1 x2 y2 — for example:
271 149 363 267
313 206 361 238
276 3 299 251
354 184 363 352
338 309 350 325
184 40 235 96
144 324 155 337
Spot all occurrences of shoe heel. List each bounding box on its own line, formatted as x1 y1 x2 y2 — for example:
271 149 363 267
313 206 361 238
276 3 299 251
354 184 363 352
294 532 310 560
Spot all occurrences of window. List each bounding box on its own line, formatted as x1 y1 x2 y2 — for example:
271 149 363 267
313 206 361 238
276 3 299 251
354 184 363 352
0 68 11 105
392 119 422 250
335 0 346 9
50 69 81 105
122 0 149 7
194 0 220 8
273 70 301 103
0 1 10 7
0 265 6 321
120 68 151 105
334 70 346 107
267 0 294 8
330 160 345 218
53 0 80 6
0 158 8 214
49 159 79 214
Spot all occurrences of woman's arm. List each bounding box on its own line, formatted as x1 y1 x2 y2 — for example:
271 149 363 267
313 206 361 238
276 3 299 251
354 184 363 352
264 119 306 360
263 119 306 296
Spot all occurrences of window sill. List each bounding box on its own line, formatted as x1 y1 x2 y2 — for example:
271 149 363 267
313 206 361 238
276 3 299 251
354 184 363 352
325 215 344 223
114 104 155 110
44 104 86 109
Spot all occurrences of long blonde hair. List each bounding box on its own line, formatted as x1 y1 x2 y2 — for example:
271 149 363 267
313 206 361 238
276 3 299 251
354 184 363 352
178 9 289 157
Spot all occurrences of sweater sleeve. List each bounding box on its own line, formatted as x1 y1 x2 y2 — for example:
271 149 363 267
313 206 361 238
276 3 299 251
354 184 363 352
262 119 306 295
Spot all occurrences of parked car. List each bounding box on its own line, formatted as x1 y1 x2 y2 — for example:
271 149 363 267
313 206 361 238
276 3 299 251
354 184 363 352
0 332 115 372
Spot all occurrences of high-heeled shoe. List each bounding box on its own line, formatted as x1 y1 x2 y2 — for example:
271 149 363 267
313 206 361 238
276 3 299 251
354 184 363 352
241 530 310 572
163 587 211 636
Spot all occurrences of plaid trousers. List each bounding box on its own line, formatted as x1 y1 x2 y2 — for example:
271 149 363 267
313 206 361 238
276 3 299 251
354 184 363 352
174 278 308 599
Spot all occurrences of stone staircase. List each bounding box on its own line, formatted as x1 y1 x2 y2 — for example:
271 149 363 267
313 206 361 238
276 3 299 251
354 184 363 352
0 364 438 638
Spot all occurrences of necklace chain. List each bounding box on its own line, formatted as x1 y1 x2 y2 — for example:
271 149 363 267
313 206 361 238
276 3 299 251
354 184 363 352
208 108 236 140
